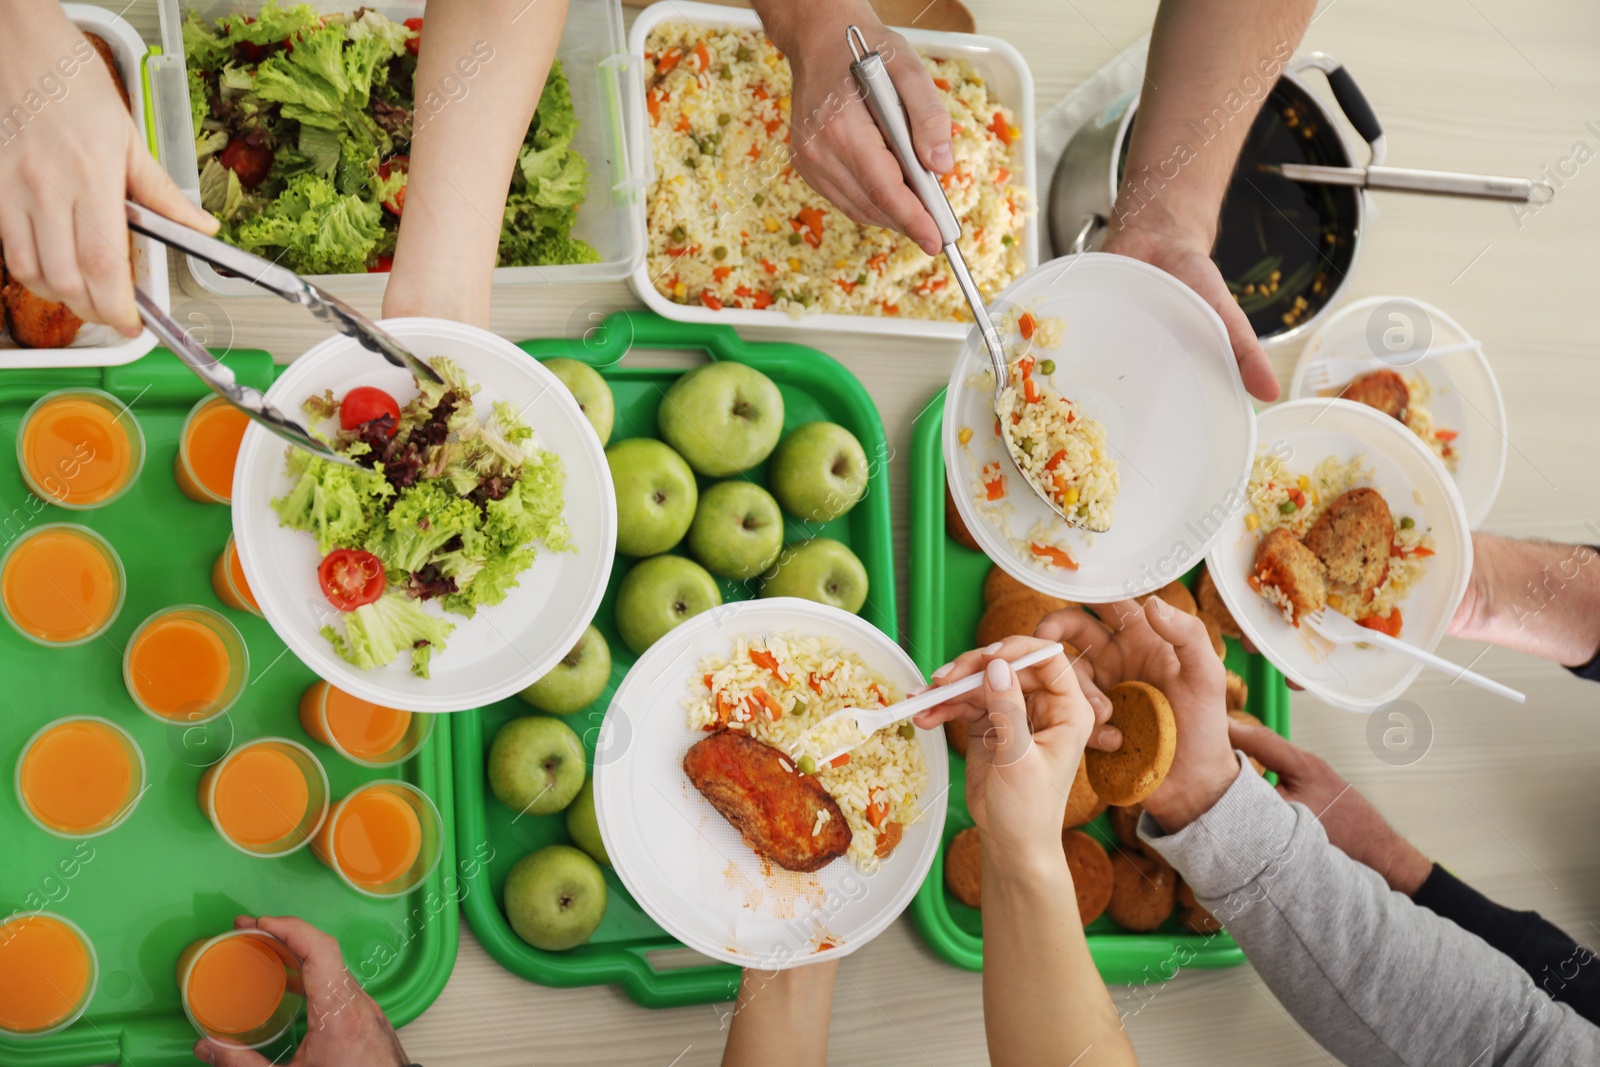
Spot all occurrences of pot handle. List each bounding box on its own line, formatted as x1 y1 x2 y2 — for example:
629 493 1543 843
1291 52 1386 164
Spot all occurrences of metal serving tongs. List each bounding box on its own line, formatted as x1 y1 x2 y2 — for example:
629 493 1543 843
124 200 444 469
847 28 1070 523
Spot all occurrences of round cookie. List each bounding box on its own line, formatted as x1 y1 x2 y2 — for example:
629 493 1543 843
1224 670 1249 711
1139 580 1198 617
1202 614 1226 659
944 827 983 909
1227 708 1267 775
983 565 1030 606
945 719 969 758
1085 681 1177 806
1106 849 1177 932
1107 802 1146 854
945 483 983 552
1063 758 1108 829
1176 879 1223 935
1061 829 1114 926
1196 563 1242 640
975 588 1068 648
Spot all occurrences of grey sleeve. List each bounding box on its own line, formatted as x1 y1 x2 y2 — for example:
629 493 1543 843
1139 754 1600 1067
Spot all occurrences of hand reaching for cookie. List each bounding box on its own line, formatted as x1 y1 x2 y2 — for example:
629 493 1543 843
1035 599 1237 833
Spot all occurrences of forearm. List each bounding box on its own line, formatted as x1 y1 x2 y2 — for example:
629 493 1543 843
1453 534 1600 667
749 0 871 55
1142 757 1600 1066
1112 0 1316 243
721 960 838 1067
385 0 568 325
981 846 1134 1067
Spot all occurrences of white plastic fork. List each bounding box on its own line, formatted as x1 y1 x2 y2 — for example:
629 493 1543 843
1301 609 1524 702
1305 339 1482 392
794 643 1067 767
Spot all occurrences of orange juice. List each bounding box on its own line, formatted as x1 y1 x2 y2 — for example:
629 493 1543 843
316 784 424 891
182 935 287 1037
17 718 142 837
204 747 310 849
175 397 250 504
124 607 245 723
299 681 415 764
0 525 123 645
18 391 141 508
0 914 94 1035
210 535 260 615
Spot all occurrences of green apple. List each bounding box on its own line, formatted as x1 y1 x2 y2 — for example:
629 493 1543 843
606 438 698 557
762 539 869 614
615 555 722 655
543 358 615 445
687 481 785 580
565 778 610 866
487 716 587 816
518 625 611 715
503 844 607 951
769 421 869 523
657 362 785 477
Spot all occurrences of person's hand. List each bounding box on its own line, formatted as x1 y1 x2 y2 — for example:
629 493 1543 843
0 4 219 335
1228 719 1433 895
914 637 1116 864
195 916 408 1067
1448 531 1495 641
1101 224 1279 402
763 0 951 255
1035 599 1237 833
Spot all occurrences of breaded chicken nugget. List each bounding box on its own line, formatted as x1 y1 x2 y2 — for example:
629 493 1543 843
1251 527 1328 625
1303 487 1394 598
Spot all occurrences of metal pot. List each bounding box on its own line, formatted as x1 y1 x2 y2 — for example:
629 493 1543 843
1048 52 1385 347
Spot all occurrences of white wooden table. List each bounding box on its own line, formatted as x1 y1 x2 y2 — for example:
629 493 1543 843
113 0 1600 1061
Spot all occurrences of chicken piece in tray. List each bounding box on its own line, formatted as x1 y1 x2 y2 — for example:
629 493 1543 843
2 277 84 349
1338 369 1410 422
1302 487 1394 599
684 729 851 873
1251 527 1328 625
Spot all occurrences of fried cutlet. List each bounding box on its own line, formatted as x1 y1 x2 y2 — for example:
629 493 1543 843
2 281 83 349
1251 527 1327 625
84 32 132 112
684 730 850 873
1339 369 1410 422
1302 487 1394 598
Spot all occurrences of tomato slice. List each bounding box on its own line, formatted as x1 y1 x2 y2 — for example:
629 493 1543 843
403 17 423 55
218 138 274 190
317 549 387 611
339 386 401 434
376 154 409 216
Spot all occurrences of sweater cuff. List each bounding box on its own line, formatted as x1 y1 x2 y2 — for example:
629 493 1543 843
1137 752 1298 900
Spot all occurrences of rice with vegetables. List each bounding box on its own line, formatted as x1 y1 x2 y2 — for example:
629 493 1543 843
644 23 1027 321
685 634 926 872
1401 375 1459 472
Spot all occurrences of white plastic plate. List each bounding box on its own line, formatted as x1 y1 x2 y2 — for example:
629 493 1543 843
1290 295 1506 529
944 252 1256 603
1204 399 1472 713
231 318 616 714
593 598 948 968
626 0 1037 340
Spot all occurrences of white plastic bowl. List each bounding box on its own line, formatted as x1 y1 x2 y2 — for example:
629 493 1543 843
231 318 616 714
1204 399 1472 713
593 598 948 969
944 253 1256 603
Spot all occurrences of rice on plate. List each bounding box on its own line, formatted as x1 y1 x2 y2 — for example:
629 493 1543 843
643 22 1028 322
686 633 927 873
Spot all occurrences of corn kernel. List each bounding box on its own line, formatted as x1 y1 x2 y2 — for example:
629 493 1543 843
1297 475 1310 490
778 95 791 113
1245 513 1261 531
788 257 801 270
1327 593 1345 611
958 426 973 445
834 258 849 269
763 216 780 233
1091 447 1104 462
672 282 687 298
1063 487 1080 506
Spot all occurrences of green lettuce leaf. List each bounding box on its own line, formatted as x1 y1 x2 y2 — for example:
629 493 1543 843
369 481 484 573
321 591 455 677
232 173 384 275
270 445 393 552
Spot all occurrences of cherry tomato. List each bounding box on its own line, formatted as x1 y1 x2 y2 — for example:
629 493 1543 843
376 155 409 216
219 138 274 190
339 386 401 434
317 549 387 611
404 17 423 56
367 255 394 274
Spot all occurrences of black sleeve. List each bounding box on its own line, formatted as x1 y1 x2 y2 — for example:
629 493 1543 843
1565 549 1600 681
1413 863 1600 1025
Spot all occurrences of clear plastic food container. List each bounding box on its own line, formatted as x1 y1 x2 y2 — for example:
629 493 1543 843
151 0 646 296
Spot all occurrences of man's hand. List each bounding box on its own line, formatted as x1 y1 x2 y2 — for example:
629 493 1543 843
196 916 408 1067
1035 599 1237 833
1102 225 1278 401
1229 719 1433 895
754 0 951 255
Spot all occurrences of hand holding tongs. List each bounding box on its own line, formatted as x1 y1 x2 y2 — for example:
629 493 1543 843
124 200 443 470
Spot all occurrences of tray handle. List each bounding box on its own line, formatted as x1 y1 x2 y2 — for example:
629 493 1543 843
517 310 745 370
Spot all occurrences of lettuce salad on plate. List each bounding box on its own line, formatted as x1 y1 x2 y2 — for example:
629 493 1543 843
273 358 571 676
183 2 598 274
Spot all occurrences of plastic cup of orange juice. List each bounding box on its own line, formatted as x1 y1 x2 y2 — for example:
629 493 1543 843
0 523 125 647
15 716 145 839
198 738 329 859
123 605 248 725
17 388 145 510
174 395 251 505
298 680 434 768
211 534 262 617
176 928 303 1049
0 912 98 1038
313 781 443 898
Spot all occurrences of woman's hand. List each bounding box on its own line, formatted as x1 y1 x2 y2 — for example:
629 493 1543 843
1035 599 1237 833
914 637 1114 864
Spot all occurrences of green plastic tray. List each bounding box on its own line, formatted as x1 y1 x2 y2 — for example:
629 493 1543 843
906 388 1290 983
451 311 896 1008
0 352 457 1067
